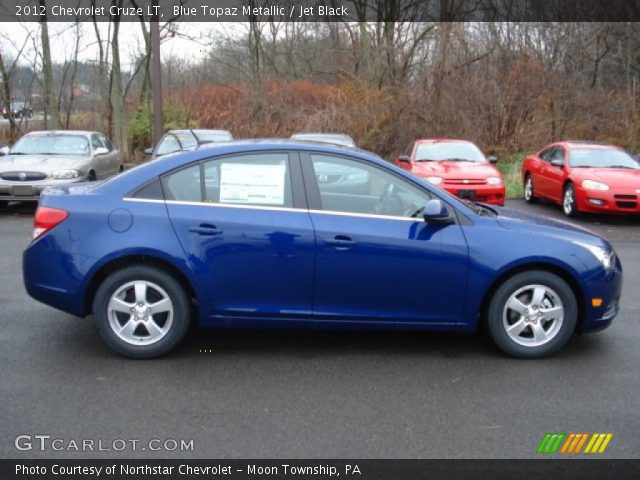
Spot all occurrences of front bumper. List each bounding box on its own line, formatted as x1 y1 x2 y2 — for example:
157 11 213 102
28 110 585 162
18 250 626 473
580 258 623 332
575 187 640 214
0 178 86 201
442 184 506 206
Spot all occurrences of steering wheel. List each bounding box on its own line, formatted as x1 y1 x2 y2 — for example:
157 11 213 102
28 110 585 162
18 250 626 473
373 183 406 216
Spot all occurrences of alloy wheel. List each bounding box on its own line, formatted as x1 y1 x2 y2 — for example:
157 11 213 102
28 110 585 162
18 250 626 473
502 284 565 347
107 280 174 346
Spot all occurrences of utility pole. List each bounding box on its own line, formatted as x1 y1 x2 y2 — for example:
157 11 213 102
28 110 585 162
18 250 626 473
151 0 163 145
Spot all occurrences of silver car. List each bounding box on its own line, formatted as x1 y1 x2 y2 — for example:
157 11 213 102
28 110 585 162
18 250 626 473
0 130 123 204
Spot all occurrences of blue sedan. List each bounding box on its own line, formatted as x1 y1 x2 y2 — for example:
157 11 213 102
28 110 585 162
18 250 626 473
23 141 623 358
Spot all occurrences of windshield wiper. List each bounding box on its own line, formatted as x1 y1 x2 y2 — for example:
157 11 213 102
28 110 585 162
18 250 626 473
608 165 635 169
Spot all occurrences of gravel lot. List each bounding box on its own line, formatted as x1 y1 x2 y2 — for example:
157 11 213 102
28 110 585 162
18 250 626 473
1 199 638 459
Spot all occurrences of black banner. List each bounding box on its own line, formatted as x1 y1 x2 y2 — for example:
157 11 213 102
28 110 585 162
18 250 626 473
0 0 640 22
2 459 640 480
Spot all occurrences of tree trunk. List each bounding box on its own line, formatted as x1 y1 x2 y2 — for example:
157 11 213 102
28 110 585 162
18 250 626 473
39 0 59 129
110 0 129 161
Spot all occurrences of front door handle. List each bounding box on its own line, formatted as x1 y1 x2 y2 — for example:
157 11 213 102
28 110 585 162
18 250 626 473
325 235 357 250
189 224 223 236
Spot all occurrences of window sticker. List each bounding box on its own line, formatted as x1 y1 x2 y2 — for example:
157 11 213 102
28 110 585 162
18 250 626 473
219 162 286 205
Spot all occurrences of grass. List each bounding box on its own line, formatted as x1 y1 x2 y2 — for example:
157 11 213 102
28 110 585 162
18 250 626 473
497 152 528 199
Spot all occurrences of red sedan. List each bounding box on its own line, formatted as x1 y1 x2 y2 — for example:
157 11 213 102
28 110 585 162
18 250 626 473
394 139 505 205
521 141 640 216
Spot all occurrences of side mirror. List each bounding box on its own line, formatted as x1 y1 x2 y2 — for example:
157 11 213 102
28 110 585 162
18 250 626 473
0 147 8 156
423 199 453 225
94 147 109 156
144 147 154 156
550 159 564 168
487 155 498 163
398 155 410 163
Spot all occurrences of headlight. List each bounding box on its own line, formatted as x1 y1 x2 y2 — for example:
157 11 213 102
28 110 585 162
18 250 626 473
425 176 443 185
52 169 83 180
581 179 609 191
575 242 615 270
486 176 502 185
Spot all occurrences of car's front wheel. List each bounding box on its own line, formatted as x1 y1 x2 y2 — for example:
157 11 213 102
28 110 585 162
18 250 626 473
562 183 578 217
523 174 539 204
487 270 577 358
92 266 191 358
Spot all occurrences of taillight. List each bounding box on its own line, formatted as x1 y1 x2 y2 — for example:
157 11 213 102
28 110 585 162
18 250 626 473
33 207 69 240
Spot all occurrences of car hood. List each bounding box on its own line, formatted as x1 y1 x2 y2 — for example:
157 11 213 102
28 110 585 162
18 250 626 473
494 206 609 248
0 154 87 173
574 168 640 187
410 161 500 179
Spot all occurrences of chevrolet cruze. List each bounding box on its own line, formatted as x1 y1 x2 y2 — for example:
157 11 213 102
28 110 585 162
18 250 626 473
23 141 622 358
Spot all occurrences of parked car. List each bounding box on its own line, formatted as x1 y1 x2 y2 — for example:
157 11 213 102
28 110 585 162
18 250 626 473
290 132 357 148
146 129 233 160
394 139 505 206
522 141 640 217
2 101 33 119
0 141 9 156
0 130 123 204
23 141 622 359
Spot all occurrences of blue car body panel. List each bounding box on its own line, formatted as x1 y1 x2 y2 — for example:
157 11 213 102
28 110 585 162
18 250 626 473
23 141 622 334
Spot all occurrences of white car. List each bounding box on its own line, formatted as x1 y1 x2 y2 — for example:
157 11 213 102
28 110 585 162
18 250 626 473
0 130 123 205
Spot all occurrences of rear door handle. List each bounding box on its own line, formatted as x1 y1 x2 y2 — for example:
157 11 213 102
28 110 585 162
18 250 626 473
325 235 357 250
189 224 223 236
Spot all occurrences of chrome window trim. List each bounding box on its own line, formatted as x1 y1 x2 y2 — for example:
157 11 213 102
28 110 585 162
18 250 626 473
123 197 420 222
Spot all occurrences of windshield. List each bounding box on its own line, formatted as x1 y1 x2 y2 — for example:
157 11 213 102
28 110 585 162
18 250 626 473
570 148 640 169
414 142 485 162
10 134 90 156
291 134 356 148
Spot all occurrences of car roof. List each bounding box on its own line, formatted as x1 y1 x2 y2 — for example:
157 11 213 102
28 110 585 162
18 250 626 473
290 133 356 147
195 138 363 153
414 138 475 144
24 130 100 137
560 140 622 150
167 129 231 135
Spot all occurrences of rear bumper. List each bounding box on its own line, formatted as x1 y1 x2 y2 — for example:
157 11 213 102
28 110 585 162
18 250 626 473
575 187 640 214
443 184 506 206
23 236 96 317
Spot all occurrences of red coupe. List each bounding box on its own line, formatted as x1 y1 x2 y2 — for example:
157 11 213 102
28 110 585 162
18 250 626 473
521 141 640 217
394 139 505 205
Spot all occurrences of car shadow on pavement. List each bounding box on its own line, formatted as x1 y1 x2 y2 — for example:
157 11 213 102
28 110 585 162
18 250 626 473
0 201 37 217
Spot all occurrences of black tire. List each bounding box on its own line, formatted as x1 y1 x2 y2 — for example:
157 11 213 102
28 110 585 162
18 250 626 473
88 170 97 181
0 200 8 209
562 183 579 217
486 270 577 359
523 174 539 204
92 265 191 358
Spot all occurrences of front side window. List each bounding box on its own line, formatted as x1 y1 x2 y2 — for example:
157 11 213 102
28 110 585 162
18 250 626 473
154 134 181 157
310 154 431 218
203 153 292 208
539 147 555 162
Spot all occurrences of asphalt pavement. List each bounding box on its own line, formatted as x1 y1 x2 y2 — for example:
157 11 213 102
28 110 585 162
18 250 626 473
0 199 638 459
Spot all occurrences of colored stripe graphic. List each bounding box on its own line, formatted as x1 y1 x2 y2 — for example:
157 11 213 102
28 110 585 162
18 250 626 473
539 433 613 454
537 433 565 453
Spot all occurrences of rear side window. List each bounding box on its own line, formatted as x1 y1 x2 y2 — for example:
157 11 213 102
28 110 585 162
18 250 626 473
133 179 163 200
203 153 292 208
164 164 201 202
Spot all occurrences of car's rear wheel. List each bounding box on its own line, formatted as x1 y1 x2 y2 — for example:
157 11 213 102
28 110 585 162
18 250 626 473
523 174 539 204
487 270 577 358
562 183 578 217
92 266 191 358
